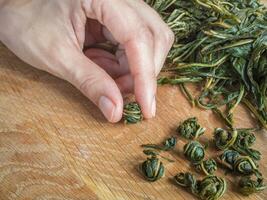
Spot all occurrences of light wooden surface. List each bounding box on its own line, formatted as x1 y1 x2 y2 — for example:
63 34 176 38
1 4 267 199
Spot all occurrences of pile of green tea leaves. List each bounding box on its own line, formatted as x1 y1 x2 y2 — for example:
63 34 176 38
145 0 267 129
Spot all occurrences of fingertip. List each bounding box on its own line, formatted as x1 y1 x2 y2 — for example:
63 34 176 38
116 74 157 119
111 106 123 123
98 96 122 123
98 88 123 123
109 97 123 123
135 76 157 119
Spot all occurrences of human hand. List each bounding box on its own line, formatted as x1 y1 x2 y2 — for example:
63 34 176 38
0 0 174 122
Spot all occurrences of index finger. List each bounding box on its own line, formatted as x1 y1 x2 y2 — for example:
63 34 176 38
83 0 157 118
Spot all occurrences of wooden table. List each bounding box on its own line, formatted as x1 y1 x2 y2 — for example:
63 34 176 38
1 4 267 200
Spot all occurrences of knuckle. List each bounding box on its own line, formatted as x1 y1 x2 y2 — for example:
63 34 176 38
155 26 174 48
78 73 100 96
78 74 100 102
132 65 155 79
135 25 153 43
77 71 111 103
79 76 94 94
163 27 175 46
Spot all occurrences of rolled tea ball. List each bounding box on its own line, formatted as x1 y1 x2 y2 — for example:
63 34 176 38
236 129 256 148
238 173 266 196
184 141 205 163
195 158 217 175
123 102 143 124
174 172 198 195
214 128 237 150
177 117 205 140
198 175 227 200
162 136 177 151
218 150 240 169
233 130 261 161
233 156 258 175
141 152 165 182
174 172 197 187
174 172 227 200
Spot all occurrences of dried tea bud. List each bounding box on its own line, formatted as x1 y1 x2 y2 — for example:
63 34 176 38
233 156 258 175
233 130 261 160
238 172 266 196
214 128 238 150
162 136 177 150
214 128 261 160
218 150 240 170
184 141 205 163
236 129 256 148
198 175 227 200
174 172 227 200
123 102 143 124
195 158 217 175
141 150 165 182
177 117 205 140
174 172 198 195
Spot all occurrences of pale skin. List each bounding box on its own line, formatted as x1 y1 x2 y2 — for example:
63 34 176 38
0 0 174 122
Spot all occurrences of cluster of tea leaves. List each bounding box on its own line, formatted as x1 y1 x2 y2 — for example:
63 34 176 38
145 0 267 129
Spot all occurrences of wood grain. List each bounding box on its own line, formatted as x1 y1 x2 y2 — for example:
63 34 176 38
0 2 267 199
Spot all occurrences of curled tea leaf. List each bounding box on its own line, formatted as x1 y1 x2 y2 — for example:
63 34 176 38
177 117 206 140
232 129 261 160
143 149 175 163
233 156 258 175
184 141 205 163
141 136 177 151
218 150 240 169
174 172 197 187
141 150 165 182
163 136 177 150
174 172 227 200
143 149 160 157
198 175 227 200
174 172 198 195
214 128 238 150
195 158 217 175
239 173 266 196
123 102 143 124
214 128 261 160
218 150 258 175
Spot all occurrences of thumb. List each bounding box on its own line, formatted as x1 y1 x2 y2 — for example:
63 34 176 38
64 50 123 123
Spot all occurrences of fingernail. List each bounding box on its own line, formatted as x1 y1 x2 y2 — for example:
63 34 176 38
99 96 115 122
151 96 156 117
